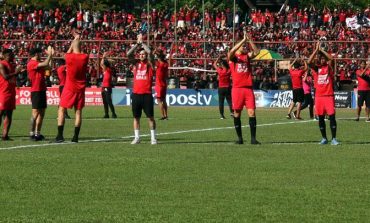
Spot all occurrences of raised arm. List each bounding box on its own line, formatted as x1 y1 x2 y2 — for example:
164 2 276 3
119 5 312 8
289 57 298 69
213 55 221 70
302 59 308 72
246 33 260 59
37 46 54 68
319 48 333 67
228 33 247 61
100 52 108 70
67 33 81 54
141 43 154 66
359 61 370 77
307 41 320 65
127 34 143 64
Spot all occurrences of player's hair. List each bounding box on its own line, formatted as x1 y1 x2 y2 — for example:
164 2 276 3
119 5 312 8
220 59 229 69
2 49 13 56
103 59 111 68
293 62 301 69
29 48 42 57
58 59 65 65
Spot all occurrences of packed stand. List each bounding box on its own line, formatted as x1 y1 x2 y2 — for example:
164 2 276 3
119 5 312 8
0 4 369 89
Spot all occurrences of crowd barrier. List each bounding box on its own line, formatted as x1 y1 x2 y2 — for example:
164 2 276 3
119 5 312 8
16 87 356 108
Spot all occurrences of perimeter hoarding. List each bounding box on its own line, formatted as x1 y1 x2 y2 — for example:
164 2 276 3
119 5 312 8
16 87 353 108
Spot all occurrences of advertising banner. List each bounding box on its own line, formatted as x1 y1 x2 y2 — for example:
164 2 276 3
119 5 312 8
16 87 353 108
334 91 352 108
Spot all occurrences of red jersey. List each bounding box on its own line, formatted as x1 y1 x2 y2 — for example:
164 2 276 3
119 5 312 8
133 61 153 94
313 65 334 96
289 69 305 89
155 61 168 88
27 59 46 92
0 60 16 97
64 53 89 93
217 67 231 88
57 65 66 86
102 67 112 88
356 69 370 91
229 54 253 88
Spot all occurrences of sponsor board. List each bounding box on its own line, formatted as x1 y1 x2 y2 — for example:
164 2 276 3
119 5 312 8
16 87 353 108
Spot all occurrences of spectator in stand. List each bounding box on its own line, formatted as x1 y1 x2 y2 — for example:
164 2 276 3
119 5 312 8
154 49 169 120
355 60 370 122
27 46 54 141
213 55 232 119
100 52 117 119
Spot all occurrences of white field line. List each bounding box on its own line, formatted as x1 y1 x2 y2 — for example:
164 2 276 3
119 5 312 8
0 120 315 151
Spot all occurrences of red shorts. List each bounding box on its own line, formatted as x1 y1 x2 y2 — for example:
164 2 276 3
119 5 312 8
232 87 256 110
0 93 16 110
60 90 85 110
155 86 167 99
315 96 335 116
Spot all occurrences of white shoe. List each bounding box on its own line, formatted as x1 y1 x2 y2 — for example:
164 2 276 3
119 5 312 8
151 138 157 145
131 137 140 144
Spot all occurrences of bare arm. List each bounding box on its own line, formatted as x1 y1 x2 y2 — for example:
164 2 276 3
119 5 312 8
307 41 319 65
319 48 333 67
100 52 108 70
302 60 308 72
37 46 54 68
141 43 154 67
0 64 24 80
127 43 139 65
247 36 260 59
289 57 298 69
213 56 221 70
359 62 370 77
227 35 247 61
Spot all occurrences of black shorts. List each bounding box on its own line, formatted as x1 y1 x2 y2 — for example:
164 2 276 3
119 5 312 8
358 90 370 108
59 85 64 96
132 93 154 118
293 88 304 103
31 91 47 109
218 87 231 99
102 87 112 94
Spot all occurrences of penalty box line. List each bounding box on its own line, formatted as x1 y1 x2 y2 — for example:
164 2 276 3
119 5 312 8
0 120 315 151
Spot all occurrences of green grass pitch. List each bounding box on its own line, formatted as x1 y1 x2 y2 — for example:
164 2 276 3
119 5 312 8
1 105 370 222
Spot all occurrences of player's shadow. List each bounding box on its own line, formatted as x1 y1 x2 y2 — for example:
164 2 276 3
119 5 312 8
338 141 370 145
269 140 319 144
160 140 232 144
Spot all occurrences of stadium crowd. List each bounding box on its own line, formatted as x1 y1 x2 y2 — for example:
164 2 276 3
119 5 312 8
0 4 369 89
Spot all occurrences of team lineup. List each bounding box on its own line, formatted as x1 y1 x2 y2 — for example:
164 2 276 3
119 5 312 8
0 31 369 145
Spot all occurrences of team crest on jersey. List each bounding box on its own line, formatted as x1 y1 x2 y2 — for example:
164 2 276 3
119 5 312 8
236 63 249 73
317 74 329 84
136 70 147 80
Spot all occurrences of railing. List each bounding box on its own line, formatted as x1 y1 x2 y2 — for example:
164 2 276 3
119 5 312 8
1 39 369 88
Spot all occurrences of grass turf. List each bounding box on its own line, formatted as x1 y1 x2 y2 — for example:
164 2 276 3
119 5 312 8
0 105 369 222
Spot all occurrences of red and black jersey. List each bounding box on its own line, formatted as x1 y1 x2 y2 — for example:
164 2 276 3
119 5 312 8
313 65 334 96
229 54 253 88
65 53 89 92
133 61 153 94
289 69 305 89
217 67 231 88
155 61 168 88
27 59 46 92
